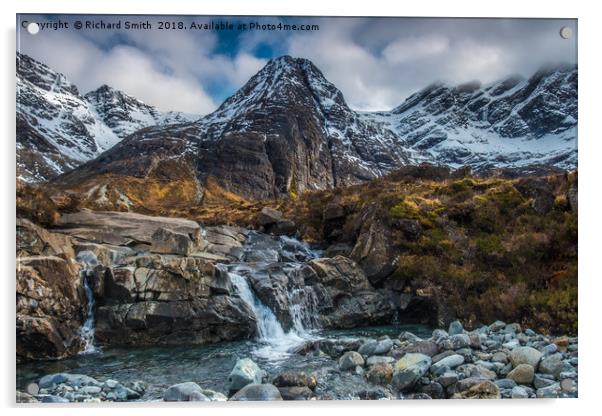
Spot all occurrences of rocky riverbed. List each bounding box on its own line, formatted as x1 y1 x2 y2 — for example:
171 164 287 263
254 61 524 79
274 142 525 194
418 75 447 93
17 320 577 402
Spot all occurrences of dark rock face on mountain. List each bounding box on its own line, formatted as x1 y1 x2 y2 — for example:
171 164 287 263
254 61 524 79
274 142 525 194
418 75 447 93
16 53 197 182
55 56 413 201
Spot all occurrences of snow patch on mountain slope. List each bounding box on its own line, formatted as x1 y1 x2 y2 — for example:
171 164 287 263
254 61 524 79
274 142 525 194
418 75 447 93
16 53 200 182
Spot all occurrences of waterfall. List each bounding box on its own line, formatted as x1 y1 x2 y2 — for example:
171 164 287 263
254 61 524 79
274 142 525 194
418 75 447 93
76 251 99 354
288 287 320 332
229 271 289 341
224 233 321 359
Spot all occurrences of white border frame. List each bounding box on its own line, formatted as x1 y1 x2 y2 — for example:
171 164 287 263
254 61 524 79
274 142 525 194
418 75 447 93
2 1 599 415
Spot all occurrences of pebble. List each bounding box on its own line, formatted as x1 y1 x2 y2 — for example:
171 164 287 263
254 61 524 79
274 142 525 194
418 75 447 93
511 385 529 399
448 320 464 336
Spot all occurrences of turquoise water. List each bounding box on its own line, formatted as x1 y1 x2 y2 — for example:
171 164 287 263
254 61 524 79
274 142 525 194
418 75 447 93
16 324 432 400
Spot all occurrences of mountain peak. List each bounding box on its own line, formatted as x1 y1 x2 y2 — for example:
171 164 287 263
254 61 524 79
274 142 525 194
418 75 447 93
17 52 80 96
91 84 117 94
85 84 142 104
529 62 576 84
209 55 349 123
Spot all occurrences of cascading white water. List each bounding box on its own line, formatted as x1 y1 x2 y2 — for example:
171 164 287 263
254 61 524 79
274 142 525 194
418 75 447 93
288 287 320 332
224 233 322 359
229 271 288 341
75 251 99 354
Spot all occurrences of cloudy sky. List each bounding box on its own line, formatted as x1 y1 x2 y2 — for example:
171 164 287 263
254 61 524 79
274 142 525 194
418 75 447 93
17 15 577 113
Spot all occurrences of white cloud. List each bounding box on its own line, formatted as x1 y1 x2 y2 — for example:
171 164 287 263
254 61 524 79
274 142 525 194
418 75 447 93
94 46 216 114
20 29 216 113
285 18 576 110
383 35 450 64
19 16 577 113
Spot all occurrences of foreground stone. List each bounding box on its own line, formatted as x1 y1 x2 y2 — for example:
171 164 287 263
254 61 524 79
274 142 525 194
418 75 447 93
508 364 535 384
229 384 283 401
509 347 543 368
228 358 266 392
278 386 313 400
452 381 500 399
339 351 365 371
164 382 209 401
392 353 432 391
272 371 317 390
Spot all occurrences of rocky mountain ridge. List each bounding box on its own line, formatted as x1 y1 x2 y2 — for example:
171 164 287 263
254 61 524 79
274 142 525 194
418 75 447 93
17 53 577 205
16 53 198 182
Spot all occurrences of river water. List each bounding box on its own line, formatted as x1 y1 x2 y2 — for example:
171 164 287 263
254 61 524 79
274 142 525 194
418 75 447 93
16 325 431 400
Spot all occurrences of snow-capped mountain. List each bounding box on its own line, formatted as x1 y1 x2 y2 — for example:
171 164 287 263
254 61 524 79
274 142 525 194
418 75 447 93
16 53 198 182
54 55 577 205
360 63 577 171
84 85 197 138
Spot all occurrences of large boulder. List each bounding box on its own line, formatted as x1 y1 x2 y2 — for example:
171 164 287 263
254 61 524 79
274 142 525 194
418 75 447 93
163 382 209 401
203 225 246 259
350 218 396 284
228 358 266 393
17 218 74 258
256 208 296 235
392 353 432 391
95 296 256 347
56 210 203 248
257 207 283 226
151 227 196 256
94 252 251 346
299 256 395 328
302 256 371 293
323 291 395 329
16 219 86 361
229 384 282 401
339 351 365 371
246 264 295 331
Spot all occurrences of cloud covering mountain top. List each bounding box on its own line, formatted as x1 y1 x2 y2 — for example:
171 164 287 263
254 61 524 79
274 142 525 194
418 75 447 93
18 15 576 114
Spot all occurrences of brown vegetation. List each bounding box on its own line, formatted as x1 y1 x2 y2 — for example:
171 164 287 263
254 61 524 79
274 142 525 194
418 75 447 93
20 165 578 335
182 166 578 334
